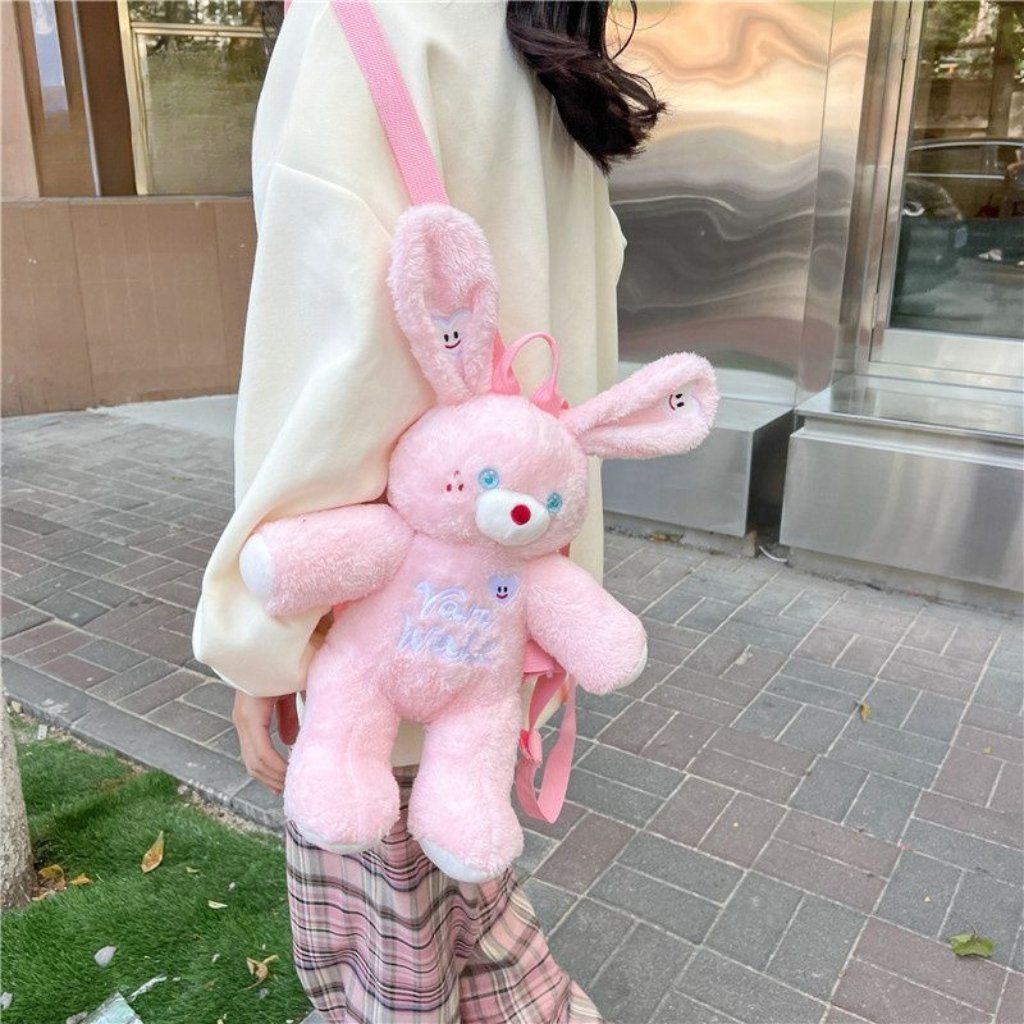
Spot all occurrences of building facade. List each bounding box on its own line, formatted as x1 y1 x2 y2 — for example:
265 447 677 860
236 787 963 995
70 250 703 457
2 1 1022 601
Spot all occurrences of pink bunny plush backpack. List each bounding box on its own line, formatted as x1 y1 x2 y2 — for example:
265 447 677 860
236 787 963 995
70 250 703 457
242 0 719 882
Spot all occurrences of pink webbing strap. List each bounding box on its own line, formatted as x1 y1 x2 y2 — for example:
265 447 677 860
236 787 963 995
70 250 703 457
516 645 577 824
491 333 570 416
328 0 449 207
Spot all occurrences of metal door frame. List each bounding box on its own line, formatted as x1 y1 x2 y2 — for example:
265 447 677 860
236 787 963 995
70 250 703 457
858 0 1023 390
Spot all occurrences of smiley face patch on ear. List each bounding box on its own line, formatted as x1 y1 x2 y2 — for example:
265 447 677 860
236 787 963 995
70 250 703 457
668 387 693 412
488 574 520 603
434 309 471 352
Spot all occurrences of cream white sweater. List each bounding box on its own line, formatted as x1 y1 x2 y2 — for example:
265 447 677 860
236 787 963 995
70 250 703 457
193 0 626 764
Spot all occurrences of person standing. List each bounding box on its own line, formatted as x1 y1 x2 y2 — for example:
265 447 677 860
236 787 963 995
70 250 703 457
195 2 663 1019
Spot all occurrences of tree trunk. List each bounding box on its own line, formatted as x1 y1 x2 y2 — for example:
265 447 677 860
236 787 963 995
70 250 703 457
0 690 34 909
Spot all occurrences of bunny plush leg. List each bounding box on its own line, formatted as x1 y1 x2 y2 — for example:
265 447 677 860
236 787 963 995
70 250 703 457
408 691 523 883
284 646 400 853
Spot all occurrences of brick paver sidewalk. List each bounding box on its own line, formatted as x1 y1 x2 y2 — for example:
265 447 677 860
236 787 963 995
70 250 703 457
2 408 1022 1024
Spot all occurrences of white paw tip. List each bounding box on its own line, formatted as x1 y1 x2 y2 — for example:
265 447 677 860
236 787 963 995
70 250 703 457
625 640 648 685
239 534 274 601
419 838 499 883
297 824 373 856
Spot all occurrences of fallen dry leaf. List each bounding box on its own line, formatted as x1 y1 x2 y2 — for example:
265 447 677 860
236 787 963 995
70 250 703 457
34 863 67 899
141 831 165 873
70 874 91 886
982 745 994 755
950 931 995 958
185 866 200 875
858 702 872 721
246 953 280 987
207 900 227 910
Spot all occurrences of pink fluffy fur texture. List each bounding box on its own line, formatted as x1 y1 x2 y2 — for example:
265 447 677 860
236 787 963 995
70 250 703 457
240 205 719 882
386 204 499 404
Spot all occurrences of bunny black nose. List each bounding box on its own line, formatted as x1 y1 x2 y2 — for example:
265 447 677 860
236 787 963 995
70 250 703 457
511 504 531 525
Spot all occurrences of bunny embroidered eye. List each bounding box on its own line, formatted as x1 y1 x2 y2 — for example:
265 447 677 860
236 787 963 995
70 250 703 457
668 389 691 411
546 492 563 514
478 467 500 490
441 331 461 350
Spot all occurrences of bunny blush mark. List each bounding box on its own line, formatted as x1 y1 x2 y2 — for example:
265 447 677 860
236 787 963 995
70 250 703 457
488 574 520 603
397 579 499 666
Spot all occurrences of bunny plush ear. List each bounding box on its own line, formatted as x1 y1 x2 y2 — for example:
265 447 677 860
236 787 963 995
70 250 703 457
563 353 719 459
387 205 499 403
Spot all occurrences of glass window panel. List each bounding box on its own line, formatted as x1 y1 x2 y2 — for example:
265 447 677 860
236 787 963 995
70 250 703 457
889 0 1024 342
133 30 266 194
127 1 261 29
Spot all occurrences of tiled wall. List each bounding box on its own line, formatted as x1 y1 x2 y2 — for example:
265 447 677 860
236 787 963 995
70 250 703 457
1 196 255 415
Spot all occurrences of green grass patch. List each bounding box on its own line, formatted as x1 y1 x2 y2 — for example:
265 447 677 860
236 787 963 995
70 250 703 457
2 715 310 1023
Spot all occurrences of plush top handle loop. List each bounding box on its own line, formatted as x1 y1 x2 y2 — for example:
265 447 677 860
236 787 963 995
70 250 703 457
326 0 449 207
491 333 568 416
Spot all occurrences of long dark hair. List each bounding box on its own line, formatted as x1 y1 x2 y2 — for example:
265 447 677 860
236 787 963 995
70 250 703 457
506 2 663 172
259 1 663 173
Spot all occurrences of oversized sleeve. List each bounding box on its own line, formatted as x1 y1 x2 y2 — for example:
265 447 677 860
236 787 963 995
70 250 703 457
193 162 431 697
193 0 436 697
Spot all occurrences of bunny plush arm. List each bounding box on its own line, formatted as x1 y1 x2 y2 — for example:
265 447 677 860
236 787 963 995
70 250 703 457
240 504 413 618
525 554 647 695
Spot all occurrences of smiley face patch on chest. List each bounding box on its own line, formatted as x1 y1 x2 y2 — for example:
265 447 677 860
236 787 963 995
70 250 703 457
488 574 520 603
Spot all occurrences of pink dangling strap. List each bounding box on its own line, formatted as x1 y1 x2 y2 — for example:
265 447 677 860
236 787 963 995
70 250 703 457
515 645 577 823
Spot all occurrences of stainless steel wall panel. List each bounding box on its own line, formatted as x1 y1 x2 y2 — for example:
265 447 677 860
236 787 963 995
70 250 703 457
611 2 839 406
796 1 874 400
780 419 1023 591
603 397 792 537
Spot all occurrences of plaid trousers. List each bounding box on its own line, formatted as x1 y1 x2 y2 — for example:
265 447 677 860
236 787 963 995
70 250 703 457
286 767 604 1024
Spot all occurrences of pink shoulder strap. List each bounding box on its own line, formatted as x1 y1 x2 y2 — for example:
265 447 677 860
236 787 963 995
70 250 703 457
285 0 448 205
331 0 449 206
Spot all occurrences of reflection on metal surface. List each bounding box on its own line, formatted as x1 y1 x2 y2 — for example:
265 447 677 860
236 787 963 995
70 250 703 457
610 2 839 404
780 417 1023 592
869 0 1024 380
797 2 874 400
28 0 67 117
873 327 1024 382
603 397 793 537
889 2 1024 342
798 374 1024 440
